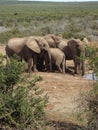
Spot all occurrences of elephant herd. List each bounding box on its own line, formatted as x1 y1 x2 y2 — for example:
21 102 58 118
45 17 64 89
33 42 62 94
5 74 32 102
5 34 88 76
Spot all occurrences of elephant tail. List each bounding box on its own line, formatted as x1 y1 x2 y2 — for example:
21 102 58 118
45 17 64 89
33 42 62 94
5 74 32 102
62 55 65 74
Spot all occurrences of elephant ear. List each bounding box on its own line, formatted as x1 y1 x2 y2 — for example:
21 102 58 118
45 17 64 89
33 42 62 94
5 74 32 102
25 37 41 54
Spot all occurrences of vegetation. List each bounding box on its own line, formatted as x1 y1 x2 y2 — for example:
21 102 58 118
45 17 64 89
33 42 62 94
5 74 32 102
77 46 98 130
86 46 98 130
0 1 98 43
0 54 48 130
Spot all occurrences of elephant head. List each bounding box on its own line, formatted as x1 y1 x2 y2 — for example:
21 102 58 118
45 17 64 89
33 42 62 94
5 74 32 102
44 34 62 48
33 37 52 71
5 36 51 72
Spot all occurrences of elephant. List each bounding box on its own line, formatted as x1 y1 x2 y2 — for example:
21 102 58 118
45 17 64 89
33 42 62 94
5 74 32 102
50 48 65 74
58 38 85 75
44 34 62 48
5 36 51 73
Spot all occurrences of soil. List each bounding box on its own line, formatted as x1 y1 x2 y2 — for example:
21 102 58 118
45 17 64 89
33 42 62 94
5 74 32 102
0 45 94 130
36 71 93 129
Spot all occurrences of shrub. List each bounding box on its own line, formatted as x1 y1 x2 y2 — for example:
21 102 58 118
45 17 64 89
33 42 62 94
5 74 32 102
0 54 48 130
0 54 25 93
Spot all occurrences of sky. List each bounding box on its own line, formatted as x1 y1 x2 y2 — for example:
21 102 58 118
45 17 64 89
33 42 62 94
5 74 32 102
18 0 98 2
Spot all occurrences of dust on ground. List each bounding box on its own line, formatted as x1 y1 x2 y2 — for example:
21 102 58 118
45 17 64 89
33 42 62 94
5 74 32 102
0 45 94 129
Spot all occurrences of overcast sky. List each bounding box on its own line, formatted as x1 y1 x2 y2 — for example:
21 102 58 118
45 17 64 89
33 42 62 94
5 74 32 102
18 0 98 2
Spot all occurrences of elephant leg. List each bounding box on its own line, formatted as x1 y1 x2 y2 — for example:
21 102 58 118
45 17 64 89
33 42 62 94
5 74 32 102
44 52 50 71
77 61 85 76
62 56 65 74
57 65 62 73
65 59 68 72
77 62 81 75
33 53 38 72
44 50 52 72
62 65 65 74
56 62 62 73
37 58 45 71
27 58 33 73
81 61 85 76
73 59 78 74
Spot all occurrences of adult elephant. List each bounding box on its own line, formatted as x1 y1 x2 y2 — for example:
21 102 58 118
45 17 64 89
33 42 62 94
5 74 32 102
58 38 85 76
5 36 51 73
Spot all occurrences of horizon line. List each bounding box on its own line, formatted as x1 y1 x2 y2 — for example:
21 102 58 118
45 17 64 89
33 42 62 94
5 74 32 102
18 0 98 2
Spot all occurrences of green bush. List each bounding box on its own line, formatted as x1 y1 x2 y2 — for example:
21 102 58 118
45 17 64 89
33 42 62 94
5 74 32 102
0 54 48 130
0 54 25 93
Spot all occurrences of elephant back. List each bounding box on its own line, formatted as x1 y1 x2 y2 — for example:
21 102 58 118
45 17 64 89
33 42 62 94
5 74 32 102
7 37 27 53
50 48 65 58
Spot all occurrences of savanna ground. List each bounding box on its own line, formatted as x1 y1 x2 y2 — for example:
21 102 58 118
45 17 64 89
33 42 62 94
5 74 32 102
0 45 94 130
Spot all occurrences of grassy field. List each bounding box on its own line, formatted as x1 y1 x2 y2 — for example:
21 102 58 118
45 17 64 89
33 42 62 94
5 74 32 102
0 1 98 43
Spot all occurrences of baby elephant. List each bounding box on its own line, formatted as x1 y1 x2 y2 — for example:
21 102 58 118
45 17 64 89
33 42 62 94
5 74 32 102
50 48 65 74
